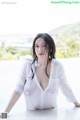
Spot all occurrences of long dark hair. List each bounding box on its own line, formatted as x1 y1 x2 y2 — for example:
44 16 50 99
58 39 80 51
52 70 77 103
30 33 56 79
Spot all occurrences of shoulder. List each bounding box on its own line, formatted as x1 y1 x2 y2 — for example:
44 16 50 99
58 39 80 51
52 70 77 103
20 59 33 69
24 58 35 65
52 59 64 72
52 58 62 68
25 59 35 69
52 59 64 74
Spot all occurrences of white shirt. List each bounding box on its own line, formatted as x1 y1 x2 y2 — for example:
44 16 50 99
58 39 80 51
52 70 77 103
15 59 76 110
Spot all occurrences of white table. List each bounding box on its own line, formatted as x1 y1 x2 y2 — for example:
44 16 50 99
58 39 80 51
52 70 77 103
1 107 80 120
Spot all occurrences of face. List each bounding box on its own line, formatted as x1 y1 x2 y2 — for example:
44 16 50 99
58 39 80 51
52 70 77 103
35 38 49 60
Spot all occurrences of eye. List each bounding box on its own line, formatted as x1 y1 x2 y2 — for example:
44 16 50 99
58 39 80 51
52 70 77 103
35 45 39 48
43 45 46 47
43 44 48 49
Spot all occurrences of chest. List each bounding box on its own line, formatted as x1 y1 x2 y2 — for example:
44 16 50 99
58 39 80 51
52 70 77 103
35 65 51 90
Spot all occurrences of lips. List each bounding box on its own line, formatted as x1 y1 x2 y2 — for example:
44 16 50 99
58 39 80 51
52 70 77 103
38 53 44 55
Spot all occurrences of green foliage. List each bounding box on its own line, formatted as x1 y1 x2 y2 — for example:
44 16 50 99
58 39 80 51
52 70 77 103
4 47 17 55
49 22 80 58
0 38 80 60
56 39 80 58
0 53 2 58
0 46 32 60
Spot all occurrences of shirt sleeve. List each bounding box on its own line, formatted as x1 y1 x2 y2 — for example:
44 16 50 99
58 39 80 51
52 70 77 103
59 63 77 103
15 60 27 94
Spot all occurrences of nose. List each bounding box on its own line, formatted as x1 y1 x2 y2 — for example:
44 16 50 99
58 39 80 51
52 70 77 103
38 46 43 53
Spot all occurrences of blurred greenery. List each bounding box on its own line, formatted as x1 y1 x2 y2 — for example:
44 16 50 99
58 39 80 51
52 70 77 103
0 46 32 60
0 38 80 60
0 22 80 60
49 22 80 58
55 39 80 58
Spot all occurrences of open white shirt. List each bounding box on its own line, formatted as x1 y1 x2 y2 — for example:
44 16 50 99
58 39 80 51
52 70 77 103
15 59 76 110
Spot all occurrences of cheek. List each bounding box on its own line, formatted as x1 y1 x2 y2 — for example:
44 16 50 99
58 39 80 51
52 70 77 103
45 48 49 54
35 48 38 55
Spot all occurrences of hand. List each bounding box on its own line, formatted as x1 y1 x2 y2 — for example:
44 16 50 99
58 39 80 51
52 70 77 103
74 101 80 107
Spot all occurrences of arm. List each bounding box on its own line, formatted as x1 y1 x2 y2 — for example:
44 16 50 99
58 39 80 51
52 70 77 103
0 61 28 118
1 61 27 115
4 61 27 113
3 90 21 113
59 64 80 107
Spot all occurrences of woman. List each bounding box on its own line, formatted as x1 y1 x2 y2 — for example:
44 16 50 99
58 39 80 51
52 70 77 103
0 33 80 116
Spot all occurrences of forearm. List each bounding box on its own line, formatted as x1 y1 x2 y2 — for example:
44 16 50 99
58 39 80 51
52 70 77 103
4 90 21 113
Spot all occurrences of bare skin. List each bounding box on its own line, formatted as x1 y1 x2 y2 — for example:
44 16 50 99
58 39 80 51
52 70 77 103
1 91 21 114
35 61 51 91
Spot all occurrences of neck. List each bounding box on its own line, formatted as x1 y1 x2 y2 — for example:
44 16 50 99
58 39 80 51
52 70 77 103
37 58 49 67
